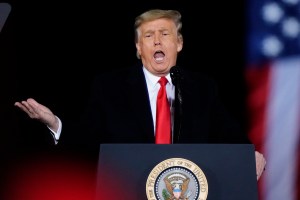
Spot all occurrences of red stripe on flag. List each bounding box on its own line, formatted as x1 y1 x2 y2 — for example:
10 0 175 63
245 63 271 200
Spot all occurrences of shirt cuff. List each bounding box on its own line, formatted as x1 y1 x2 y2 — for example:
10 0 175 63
48 116 62 145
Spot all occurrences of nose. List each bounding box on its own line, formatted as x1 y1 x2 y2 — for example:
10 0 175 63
154 40 161 45
154 35 161 45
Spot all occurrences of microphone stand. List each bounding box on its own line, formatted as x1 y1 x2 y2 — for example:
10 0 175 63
170 66 183 143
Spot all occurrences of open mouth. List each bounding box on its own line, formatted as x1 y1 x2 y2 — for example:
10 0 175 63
154 50 165 62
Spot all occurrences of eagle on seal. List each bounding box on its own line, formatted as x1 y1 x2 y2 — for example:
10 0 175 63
163 176 190 200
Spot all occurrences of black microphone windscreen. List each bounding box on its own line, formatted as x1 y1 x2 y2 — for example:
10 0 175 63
170 66 181 86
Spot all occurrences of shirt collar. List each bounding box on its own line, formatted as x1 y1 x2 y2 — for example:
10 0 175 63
142 66 172 88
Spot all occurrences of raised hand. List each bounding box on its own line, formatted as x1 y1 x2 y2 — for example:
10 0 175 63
14 98 59 132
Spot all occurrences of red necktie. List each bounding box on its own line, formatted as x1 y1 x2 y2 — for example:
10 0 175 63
155 76 171 144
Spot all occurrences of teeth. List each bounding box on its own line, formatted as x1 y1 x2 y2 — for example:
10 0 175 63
155 57 163 61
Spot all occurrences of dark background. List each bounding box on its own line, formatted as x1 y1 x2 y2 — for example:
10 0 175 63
1 0 247 146
1 0 248 193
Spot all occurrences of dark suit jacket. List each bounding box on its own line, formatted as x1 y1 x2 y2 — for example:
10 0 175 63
58 63 249 156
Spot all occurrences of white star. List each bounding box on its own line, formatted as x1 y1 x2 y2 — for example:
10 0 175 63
262 36 284 57
282 17 300 38
282 0 299 5
262 2 284 24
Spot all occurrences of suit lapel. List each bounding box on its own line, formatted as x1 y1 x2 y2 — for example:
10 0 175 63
173 69 199 143
124 66 155 142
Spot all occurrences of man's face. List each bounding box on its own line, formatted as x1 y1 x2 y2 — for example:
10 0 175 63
136 18 183 76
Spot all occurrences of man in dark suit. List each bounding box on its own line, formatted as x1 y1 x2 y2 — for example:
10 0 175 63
14 9 266 179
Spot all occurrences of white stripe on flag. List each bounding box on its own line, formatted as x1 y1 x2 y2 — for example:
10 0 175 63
264 57 300 200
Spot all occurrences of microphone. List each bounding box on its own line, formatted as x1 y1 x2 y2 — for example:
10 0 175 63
170 66 183 143
170 66 183 105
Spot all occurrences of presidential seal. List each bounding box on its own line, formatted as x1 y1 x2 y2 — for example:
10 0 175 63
146 158 208 200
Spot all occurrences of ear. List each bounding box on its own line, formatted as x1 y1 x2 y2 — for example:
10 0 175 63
177 42 183 53
177 37 183 52
136 42 141 56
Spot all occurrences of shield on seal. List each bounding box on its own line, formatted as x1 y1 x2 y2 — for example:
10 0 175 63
173 188 181 199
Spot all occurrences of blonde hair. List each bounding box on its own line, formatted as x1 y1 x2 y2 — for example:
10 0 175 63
134 9 183 59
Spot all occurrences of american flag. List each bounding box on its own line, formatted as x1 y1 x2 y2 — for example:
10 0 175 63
245 0 300 199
